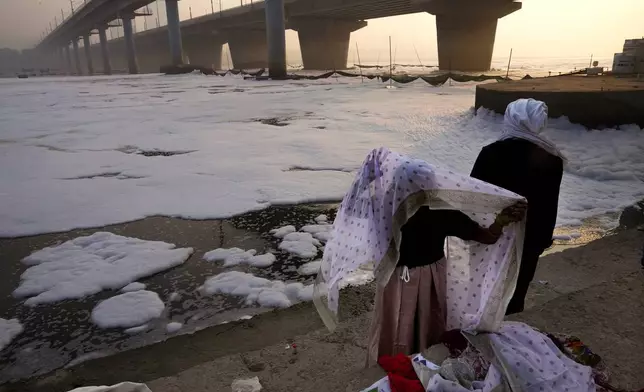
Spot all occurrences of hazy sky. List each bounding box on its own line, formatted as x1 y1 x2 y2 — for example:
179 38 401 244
1 0 642 62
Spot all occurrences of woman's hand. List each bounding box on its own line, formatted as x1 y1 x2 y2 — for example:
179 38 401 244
487 201 527 238
496 201 528 226
473 201 527 245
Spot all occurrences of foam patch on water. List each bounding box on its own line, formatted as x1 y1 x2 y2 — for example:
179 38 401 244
91 290 165 329
270 225 297 238
165 322 183 334
124 324 149 335
279 232 321 258
0 319 23 352
204 248 276 268
314 214 328 223
300 224 333 242
121 282 146 293
13 232 193 306
199 271 313 309
297 260 321 276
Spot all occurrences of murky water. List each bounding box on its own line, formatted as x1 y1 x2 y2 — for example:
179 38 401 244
0 203 336 384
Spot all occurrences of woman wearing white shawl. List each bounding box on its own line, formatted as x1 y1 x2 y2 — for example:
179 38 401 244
471 98 565 315
313 147 526 365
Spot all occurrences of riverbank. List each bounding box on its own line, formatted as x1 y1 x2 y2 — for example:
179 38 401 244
3 227 641 392
0 200 629 384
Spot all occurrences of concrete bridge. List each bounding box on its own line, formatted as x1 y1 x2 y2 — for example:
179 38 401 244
35 0 522 77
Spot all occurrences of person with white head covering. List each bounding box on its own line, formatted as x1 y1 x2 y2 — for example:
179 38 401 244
471 98 565 315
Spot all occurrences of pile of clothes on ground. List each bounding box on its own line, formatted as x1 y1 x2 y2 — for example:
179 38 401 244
362 322 636 392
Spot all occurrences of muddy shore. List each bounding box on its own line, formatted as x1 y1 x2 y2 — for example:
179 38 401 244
1 225 642 392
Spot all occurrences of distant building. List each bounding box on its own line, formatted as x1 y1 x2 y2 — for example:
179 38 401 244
613 38 644 74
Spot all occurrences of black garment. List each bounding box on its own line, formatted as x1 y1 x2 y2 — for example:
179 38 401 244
640 227 644 269
471 138 564 314
397 208 481 269
505 251 540 315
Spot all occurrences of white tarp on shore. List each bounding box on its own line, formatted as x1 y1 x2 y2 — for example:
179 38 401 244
68 382 151 392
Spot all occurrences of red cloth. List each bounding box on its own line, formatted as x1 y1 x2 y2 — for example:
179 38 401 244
378 354 424 392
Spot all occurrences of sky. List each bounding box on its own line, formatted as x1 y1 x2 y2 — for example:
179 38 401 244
0 0 642 62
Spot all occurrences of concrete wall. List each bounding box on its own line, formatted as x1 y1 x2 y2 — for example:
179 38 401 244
475 83 644 129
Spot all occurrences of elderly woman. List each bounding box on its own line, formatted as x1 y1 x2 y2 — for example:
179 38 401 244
471 98 565 315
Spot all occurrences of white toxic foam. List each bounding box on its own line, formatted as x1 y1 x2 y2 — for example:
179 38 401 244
120 282 146 293
13 232 193 306
279 232 321 258
0 318 23 352
297 260 322 276
1 75 642 238
91 290 165 329
199 271 313 309
270 225 297 238
165 322 183 334
204 247 276 268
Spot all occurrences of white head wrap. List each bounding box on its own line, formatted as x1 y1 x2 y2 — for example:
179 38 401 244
500 98 566 161
314 147 525 333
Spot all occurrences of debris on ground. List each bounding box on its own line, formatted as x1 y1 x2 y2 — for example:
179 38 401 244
231 376 262 392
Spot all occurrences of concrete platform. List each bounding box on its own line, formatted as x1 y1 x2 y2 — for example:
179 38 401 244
475 75 644 129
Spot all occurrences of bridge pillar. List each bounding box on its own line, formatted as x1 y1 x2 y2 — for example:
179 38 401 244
53 48 61 73
98 26 112 75
82 33 94 75
109 39 128 73
72 39 83 75
46 51 55 71
184 37 223 70
427 0 521 71
55 48 63 73
228 30 267 69
265 0 286 78
122 14 139 74
165 0 184 65
291 18 367 70
64 45 73 75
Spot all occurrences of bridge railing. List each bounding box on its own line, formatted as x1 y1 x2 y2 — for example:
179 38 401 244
41 0 267 48
108 0 265 44
39 0 92 45
135 0 265 29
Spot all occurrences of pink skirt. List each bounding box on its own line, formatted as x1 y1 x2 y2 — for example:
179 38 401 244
367 261 447 367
